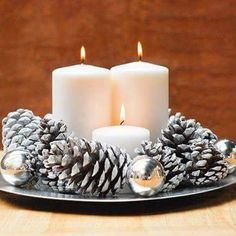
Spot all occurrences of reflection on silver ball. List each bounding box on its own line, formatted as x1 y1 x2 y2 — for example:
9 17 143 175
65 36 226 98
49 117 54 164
216 139 236 173
216 139 236 157
127 155 165 197
0 150 32 186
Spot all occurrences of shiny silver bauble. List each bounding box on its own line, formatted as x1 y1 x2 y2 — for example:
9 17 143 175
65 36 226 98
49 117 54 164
0 150 32 186
127 155 165 197
216 139 236 157
216 139 236 174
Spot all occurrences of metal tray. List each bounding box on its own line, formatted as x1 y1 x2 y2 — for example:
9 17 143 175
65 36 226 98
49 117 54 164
0 173 235 203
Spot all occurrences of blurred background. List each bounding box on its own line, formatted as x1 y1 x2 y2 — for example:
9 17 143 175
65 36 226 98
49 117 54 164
0 0 235 148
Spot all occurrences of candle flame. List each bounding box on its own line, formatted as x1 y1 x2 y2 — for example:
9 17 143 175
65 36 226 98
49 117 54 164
137 41 143 60
80 46 86 63
120 104 125 125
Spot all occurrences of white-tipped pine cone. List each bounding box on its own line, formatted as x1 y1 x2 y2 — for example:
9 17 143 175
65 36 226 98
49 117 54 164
35 114 68 164
2 108 41 155
38 137 131 197
34 114 131 197
136 141 185 192
185 140 228 186
161 112 218 165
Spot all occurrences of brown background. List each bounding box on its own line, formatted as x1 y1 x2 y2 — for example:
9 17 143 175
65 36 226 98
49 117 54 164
0 0 235 148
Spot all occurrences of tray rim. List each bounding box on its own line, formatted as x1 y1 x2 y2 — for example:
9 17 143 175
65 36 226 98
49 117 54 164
0 173 235 203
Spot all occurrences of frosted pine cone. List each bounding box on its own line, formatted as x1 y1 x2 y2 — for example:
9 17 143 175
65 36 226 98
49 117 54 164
161 112 217 164
136 141 185 192
38 137 131 197
159 112 228 186
38 136 79 191
136 140 163 158
162 112 200 153
2 108 41 155
195 127 217 144
35 114 67 164
160 148 186 192
185 140 228 186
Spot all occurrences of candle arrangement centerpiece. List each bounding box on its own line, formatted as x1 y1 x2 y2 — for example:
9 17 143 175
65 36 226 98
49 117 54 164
1 43 235 198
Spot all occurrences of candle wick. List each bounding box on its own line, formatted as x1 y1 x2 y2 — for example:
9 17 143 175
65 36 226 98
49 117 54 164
138 55 142 61
120 120 124 125
81 58 85 64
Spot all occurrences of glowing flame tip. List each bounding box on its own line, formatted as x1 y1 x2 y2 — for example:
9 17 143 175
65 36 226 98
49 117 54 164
137 41 143 60
80 46 86 63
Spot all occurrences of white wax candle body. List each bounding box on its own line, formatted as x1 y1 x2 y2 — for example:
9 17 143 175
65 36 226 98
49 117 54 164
53 64 111 139
92 126 150 158
111 61 169 141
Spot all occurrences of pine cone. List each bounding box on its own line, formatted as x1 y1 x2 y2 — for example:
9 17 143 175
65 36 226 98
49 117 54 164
161 112 217 164
195 127 217 144
39 137 131 197
136 141 185 192
185 140 228 186
136 140 163 158
2 108 41 155
36 114 68 164
160 112 228 186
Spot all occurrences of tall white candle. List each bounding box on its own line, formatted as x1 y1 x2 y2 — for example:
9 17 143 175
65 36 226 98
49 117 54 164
111 42 169 141
52 46 111 139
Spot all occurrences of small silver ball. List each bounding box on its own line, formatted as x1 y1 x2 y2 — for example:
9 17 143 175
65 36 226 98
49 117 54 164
127 155 165 197
216 139 236 157
0 150 32 186
216 139 236 173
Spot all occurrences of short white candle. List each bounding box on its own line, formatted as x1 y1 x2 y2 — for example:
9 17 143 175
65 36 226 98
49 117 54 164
92 105 150 158
111 42 169 142
52 46 111 139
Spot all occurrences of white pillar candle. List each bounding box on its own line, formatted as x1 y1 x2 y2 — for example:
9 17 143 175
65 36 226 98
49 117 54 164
111 42 169 141
92 126 150 158
92 105 150 158
52 46 111 139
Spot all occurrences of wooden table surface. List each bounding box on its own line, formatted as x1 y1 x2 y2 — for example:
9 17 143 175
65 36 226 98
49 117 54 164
0 151 236 236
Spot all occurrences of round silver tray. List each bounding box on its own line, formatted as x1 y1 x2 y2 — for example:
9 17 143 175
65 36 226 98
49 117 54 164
0 173 236 203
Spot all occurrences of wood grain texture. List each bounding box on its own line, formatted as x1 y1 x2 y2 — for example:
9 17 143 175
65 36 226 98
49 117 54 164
0 0 236 149
0 151 235 236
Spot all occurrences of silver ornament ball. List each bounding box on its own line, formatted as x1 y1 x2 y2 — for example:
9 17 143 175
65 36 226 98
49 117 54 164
216 139 236 173
0 150 32 186
216 139 236 157
127 155 165 197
